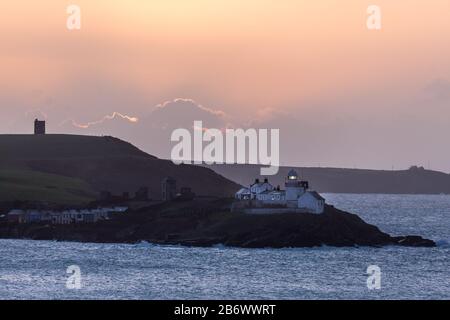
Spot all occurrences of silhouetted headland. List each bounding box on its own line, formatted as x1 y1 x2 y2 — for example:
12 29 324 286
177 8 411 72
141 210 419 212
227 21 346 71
0 134 436 248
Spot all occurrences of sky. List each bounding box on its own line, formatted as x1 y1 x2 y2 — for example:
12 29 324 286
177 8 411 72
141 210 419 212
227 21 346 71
1 1 450 171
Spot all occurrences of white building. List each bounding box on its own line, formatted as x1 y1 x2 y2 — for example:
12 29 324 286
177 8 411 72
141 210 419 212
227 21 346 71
234 169 325 214
297 191 325 214
6 207 128 225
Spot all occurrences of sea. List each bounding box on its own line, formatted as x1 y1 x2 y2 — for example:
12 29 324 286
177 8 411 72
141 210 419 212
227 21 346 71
0 194 449 300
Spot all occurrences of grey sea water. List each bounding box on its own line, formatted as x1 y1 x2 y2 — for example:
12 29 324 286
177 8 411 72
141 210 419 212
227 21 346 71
0 194 449 300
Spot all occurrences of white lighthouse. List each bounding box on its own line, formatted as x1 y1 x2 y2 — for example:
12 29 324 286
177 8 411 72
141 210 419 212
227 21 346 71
285 169 307 207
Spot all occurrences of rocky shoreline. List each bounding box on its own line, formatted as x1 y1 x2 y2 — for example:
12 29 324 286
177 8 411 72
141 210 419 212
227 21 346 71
0 199 436 248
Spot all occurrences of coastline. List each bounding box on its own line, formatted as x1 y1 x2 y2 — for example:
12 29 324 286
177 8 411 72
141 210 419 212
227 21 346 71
0 199 435 249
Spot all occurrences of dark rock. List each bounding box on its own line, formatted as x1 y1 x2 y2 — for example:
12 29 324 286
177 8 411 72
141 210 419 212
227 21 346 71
0 200 436 248
391 235 436 247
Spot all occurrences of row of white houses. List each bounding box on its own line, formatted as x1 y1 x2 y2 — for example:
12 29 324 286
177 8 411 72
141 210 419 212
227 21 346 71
6 207 128 224
235 169 325 214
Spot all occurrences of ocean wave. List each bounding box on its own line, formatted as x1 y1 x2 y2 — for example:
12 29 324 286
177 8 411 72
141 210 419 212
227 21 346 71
435 239 450 248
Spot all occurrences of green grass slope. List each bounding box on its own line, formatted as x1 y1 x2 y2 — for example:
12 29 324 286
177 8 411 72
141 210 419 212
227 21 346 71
0 169 96 205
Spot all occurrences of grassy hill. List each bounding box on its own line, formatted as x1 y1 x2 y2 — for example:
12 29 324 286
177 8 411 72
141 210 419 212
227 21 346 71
0 134 239 206
0 169 96 205
0 134 150 162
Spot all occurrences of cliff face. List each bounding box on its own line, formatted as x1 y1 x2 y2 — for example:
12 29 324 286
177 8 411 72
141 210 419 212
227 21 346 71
0 199 435 248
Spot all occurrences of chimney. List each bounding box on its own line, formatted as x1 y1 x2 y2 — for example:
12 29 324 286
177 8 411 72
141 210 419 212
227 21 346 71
255 178 260 184
264 178 268 183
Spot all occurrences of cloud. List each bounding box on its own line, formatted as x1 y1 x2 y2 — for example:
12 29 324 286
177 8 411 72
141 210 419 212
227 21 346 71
52 98 231 159
60 98 228 131
147 98 230 132
155 98 227 118
60 112 139 129
242 106 290 127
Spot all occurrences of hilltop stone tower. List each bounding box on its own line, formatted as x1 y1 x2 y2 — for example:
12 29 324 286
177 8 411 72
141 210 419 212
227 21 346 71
162 177 177 201
34 119 46 135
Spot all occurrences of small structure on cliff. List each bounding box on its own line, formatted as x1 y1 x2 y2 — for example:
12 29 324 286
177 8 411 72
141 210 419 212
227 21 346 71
161 177 195 201
233 169 325 214
98 187 151 204
162 177 177 201
177 187 196 201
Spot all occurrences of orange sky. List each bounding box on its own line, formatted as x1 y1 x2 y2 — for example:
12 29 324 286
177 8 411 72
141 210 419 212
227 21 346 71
1 1 450 170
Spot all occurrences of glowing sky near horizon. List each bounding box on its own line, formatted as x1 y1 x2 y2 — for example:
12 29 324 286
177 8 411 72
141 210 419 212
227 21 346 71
0 1 449 171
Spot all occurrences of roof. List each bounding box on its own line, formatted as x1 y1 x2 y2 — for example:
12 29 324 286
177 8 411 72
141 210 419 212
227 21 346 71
236 187 251 194
250 182 273 188
307 191 325 201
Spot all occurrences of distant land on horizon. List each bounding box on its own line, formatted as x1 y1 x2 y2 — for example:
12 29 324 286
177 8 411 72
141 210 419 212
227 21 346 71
204 164 450 195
